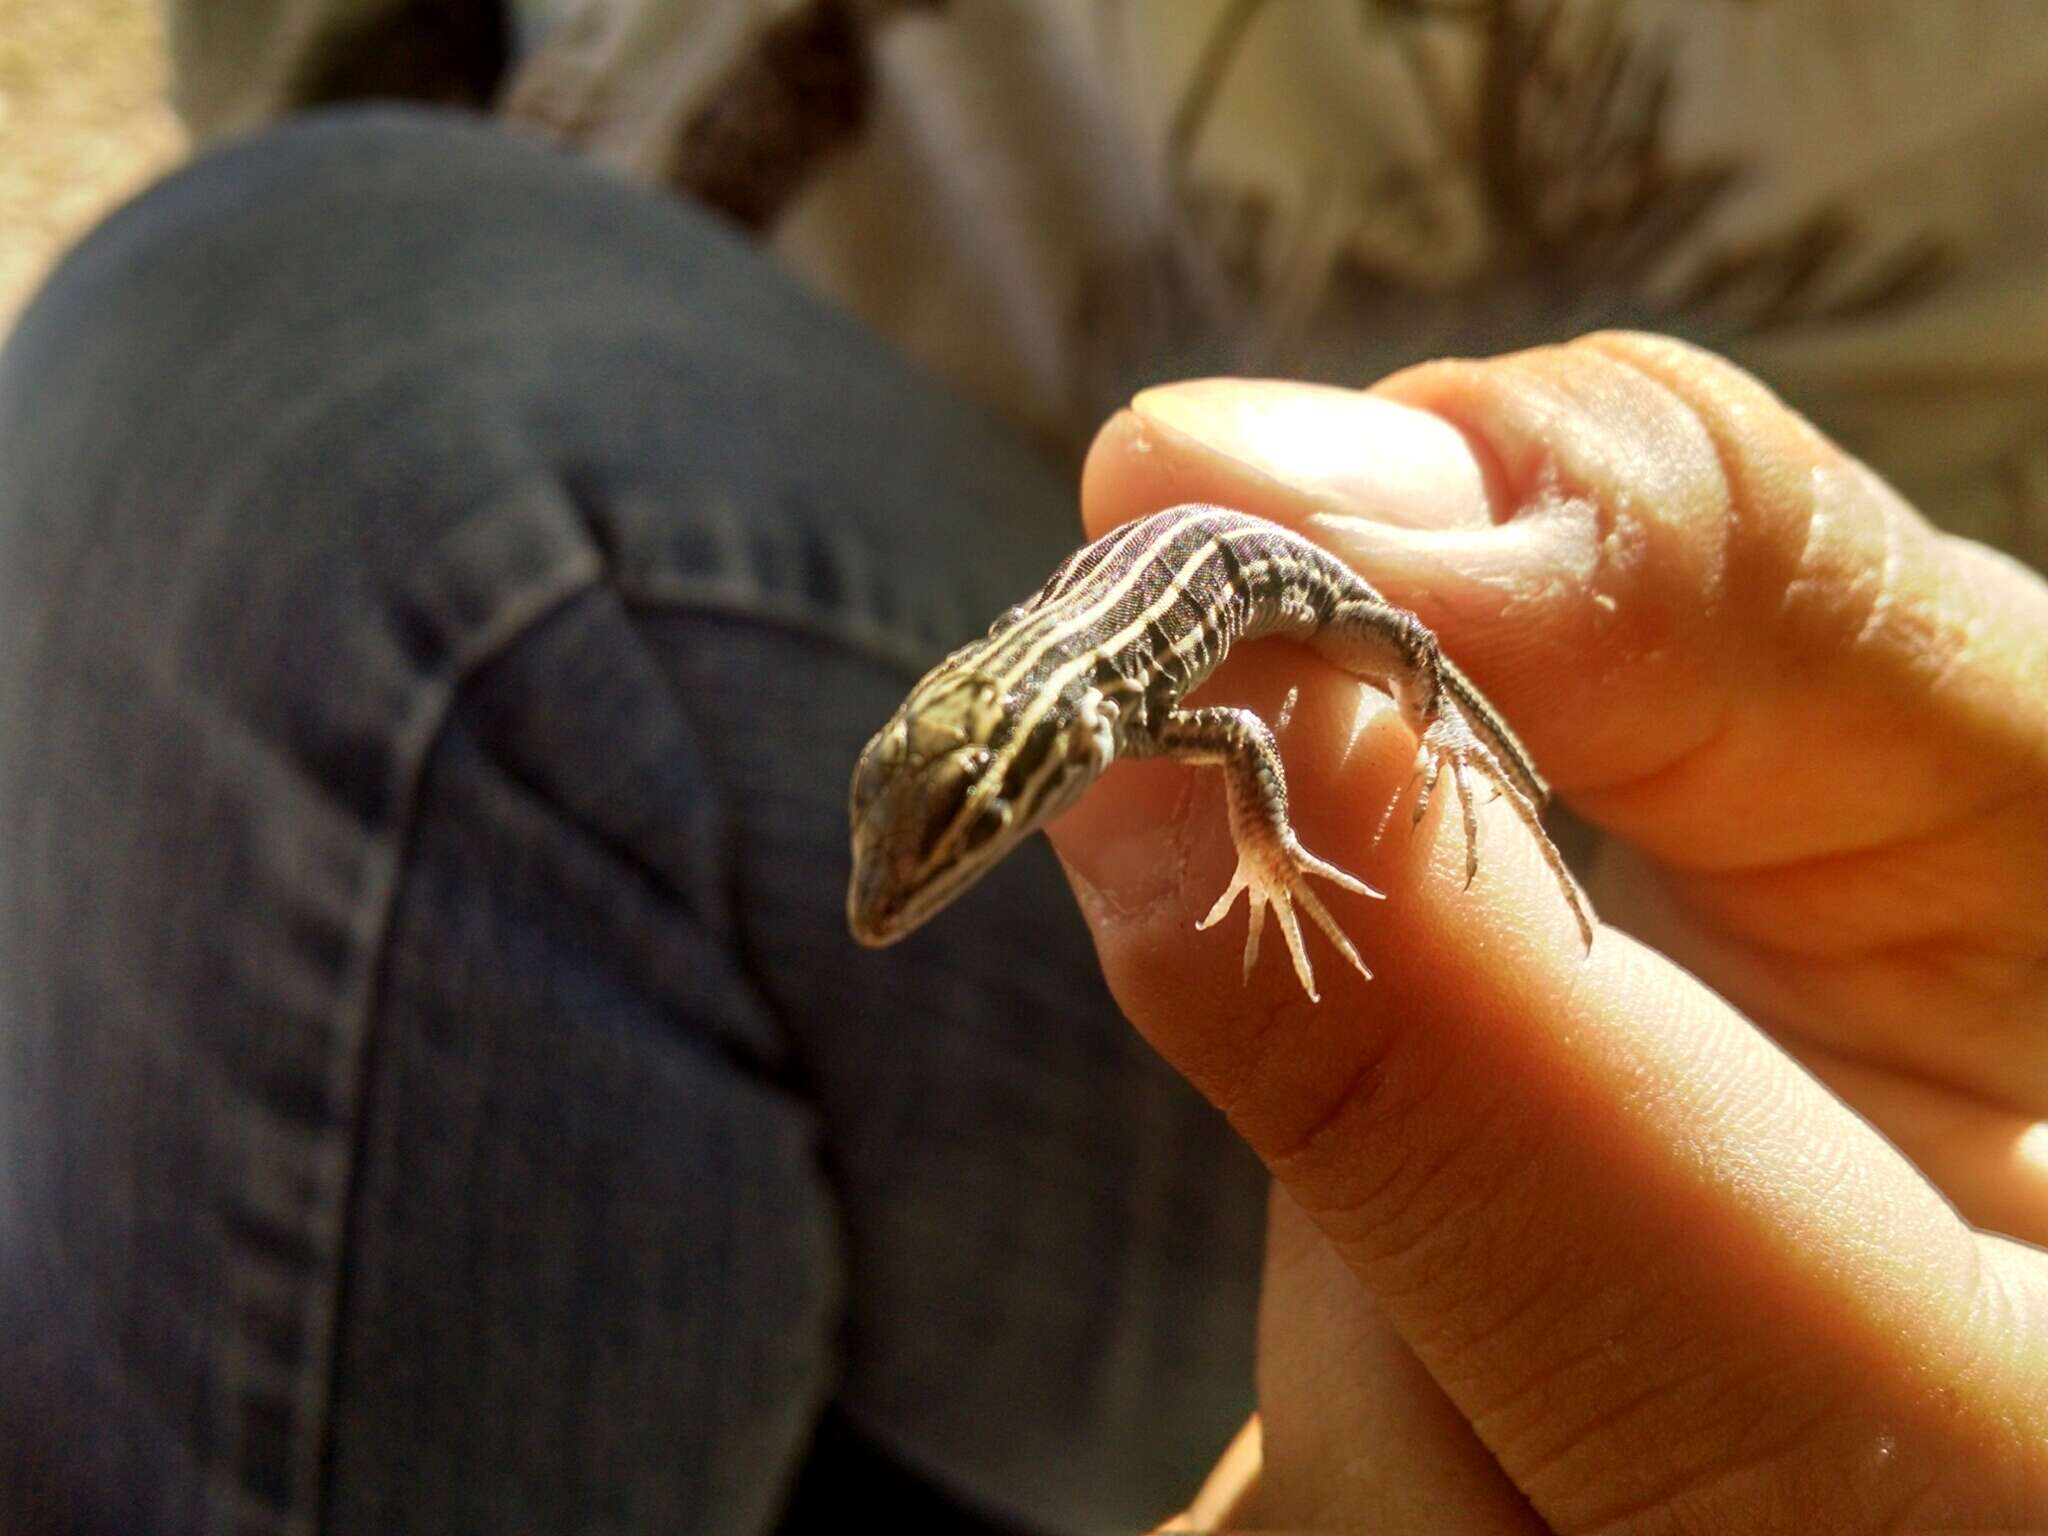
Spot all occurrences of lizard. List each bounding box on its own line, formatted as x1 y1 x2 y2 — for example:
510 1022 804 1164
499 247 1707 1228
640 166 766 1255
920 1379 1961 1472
846 503 1593 1001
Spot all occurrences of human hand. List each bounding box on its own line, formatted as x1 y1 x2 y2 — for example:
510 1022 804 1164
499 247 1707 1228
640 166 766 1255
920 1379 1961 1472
1049 333 2048 1532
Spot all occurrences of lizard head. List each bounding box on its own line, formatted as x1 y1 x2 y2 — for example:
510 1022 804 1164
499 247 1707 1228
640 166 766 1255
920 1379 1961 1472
846 667 1030 947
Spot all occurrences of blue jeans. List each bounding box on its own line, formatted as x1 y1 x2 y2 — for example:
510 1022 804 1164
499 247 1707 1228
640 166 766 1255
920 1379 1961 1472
0 112 1262 1535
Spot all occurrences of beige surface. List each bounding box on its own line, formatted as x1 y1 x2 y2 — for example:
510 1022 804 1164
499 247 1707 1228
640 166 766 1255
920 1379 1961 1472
0 0 184 331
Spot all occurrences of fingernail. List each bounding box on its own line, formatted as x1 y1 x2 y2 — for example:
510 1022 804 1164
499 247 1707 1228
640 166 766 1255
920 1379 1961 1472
1131 379 1495 530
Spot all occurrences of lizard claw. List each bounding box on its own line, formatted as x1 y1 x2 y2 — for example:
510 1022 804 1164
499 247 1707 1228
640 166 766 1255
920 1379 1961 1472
1413 711 1596 951
1198 837 1381 1001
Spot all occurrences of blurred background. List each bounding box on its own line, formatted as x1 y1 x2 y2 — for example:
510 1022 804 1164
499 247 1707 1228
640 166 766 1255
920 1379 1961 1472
0 0 183 328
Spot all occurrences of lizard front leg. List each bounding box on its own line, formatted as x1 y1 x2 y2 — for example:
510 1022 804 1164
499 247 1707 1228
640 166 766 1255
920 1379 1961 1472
1144 706 1383 1002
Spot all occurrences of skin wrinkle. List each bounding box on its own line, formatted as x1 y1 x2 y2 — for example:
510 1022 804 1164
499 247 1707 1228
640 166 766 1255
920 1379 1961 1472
1782 461 1855 633
1580 1355 1891 1536
1659 854 1979 962
1835 987 2039 1122
1868 1074 2048 1198
1865 730 2047 865
1435 1257 1592 1421
1916 546 1991 716
1575 336 1748 608
1561 1371 1841 1535
1661 805 2045 959
1970 1241 2048 1461
1382 1092 1516 1258
1570 705 1737 812
1934 1248 2013 1422
1630 872 2048 1073
1281 1080 1486 1270
1258 1035 1404 1194
1322 1080 1507 1286
1198 985 1327 1135
1388 346 1751 811
1752 952 2048 1120
1572 1437 1820 1536
1595 670 2044 956
1892 928 2048 997
1339 1119 1540 1333
1597 360 1998 888
1845 472 1904 657
1503 1355 1728 1510
1925 561 2048 786
1915 946 2047 1008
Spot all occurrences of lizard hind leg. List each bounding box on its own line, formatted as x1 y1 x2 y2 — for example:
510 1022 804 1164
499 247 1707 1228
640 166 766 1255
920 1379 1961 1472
1416 707 1596 950
1157 706 1382 1002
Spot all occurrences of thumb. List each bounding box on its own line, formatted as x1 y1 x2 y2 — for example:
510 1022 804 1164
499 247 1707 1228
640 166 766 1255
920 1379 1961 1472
1050 338 2048 1531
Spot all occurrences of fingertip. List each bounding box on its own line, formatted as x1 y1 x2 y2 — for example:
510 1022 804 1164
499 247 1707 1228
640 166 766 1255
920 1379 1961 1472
1077 407 1156 541
1081 380 1498 541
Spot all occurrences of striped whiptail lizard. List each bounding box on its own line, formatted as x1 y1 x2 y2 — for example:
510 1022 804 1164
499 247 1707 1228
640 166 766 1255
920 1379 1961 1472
847 504 1593 1000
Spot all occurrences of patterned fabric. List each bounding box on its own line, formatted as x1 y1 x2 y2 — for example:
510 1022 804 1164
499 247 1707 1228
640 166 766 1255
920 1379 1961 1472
168 0 2048 569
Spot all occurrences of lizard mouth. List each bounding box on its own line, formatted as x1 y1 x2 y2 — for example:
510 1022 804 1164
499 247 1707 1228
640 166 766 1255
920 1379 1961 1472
847 834 998 948
846 886 903 947
845 843 904 946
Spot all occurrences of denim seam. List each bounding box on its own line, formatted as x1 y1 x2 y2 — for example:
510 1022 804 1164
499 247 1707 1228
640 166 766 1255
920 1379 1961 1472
297 549 607 1536
452 598 789 1068
610 581 889 1070
614 575 946 681
296 564 931 1529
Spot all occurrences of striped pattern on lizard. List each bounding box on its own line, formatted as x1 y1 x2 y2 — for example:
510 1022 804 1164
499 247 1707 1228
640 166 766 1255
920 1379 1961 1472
847 503 1592 1000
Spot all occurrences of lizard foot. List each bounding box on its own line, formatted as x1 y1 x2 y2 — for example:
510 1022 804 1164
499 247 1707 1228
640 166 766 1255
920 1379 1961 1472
1197 835 1381 1002
1376 707 1595 951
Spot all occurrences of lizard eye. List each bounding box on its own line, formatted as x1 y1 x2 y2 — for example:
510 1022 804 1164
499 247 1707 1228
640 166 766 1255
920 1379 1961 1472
906 671 1005 758
972 798 1014 843
912 746 991 861
909 713 966 758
